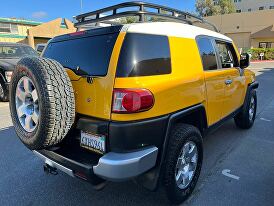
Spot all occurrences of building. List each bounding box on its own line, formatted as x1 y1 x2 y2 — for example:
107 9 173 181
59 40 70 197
233 0 274 13
213 0 274 13
0 18 76 48
205 9 274 50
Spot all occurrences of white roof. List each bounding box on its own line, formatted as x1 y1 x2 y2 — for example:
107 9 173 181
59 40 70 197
124 22 232 42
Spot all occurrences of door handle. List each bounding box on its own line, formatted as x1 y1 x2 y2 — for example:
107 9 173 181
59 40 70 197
225 79 233 85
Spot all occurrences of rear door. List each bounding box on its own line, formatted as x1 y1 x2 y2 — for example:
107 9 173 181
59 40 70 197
197 37 225 126
214 40 245 117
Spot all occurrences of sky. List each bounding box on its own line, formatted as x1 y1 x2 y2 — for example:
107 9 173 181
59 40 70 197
0 0 196 22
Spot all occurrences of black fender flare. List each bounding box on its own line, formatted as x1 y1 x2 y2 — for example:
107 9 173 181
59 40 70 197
137 104 207 190
243 81 259 109
248 81 259 90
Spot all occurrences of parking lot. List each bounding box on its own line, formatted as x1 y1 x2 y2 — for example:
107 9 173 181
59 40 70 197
0 62 274 206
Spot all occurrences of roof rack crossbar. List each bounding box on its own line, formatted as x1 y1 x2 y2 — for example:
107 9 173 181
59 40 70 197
74 1 219 32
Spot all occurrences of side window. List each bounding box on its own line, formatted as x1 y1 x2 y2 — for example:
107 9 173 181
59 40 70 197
116 33 171 77
197 37 218 71
215 41 239 68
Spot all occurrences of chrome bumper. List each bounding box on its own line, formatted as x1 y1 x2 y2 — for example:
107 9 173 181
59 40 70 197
93 146 158 181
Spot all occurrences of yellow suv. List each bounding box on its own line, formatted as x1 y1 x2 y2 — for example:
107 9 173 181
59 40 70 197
9 2 258 204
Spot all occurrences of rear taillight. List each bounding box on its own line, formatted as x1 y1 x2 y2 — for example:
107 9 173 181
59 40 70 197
112 89 154 113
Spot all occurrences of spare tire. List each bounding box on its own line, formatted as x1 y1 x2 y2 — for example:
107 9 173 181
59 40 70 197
9 56 75 150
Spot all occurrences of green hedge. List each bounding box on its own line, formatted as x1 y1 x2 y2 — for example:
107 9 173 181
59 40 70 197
247 48 274 60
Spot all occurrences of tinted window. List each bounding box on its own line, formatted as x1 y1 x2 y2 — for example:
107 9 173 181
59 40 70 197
215 41 239 68
197 37 218 71
116 33 171 77
43 33 119 76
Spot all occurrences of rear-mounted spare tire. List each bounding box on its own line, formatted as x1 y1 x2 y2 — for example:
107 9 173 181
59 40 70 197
9 56 75 150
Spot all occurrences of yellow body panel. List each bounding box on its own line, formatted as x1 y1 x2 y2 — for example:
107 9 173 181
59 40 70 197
65 31 255 126
112 37 206 121
204 70 226 125
66 33 126 120
222 68 245 117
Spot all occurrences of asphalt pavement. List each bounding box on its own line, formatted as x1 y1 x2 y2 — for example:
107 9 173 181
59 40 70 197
0 62 274 206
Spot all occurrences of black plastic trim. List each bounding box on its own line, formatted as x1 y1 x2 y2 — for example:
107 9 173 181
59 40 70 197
77 117 108 135
136 104 206 190
242 81 259 110
205 106 242 135
109 115 169 152
248 81 259 90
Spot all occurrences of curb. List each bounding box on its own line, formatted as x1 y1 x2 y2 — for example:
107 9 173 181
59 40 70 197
251 60 274 63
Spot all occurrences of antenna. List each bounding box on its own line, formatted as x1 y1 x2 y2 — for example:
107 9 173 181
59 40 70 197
80 0 83 14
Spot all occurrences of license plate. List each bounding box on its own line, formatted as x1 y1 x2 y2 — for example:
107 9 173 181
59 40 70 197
80 131 106 154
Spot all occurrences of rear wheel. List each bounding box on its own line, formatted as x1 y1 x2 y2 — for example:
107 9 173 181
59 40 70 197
0 78 8 102
9 56 75 150
234 89 257 129
163 124 203 204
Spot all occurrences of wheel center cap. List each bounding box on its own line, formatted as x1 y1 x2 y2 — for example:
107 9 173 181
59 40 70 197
26 104 34 115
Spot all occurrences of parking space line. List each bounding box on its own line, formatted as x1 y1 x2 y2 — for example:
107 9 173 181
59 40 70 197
0 126 12 131
260 118 271 122
222 169 240 180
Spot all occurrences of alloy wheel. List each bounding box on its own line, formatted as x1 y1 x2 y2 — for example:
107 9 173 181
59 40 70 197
175 141 198 189
15 76 39 132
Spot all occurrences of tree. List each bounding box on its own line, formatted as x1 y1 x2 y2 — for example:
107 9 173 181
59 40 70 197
119 16 139 24
195 0 235 17
195 0 219 17
219 0 236 14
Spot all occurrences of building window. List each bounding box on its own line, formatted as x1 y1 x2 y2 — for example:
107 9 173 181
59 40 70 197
236 9 241 13
259 6 264 10
248 8 252 12
213 0 219 6
234 0 237 3
259 42 273 48
0 23 18 33
270 6 274 9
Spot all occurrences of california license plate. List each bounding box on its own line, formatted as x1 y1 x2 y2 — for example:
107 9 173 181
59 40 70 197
80 131 106 154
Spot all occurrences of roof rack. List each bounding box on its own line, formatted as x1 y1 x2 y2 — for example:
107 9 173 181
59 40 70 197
74 1 219 32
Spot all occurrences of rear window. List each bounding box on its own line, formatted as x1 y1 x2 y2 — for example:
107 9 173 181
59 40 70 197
116 33 171 77
43 33 119 76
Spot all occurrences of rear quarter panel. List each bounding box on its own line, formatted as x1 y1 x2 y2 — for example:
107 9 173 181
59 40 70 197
112 37 206 121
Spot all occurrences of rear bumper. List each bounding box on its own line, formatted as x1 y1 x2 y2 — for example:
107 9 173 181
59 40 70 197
33 146 158 183
93 146 158 181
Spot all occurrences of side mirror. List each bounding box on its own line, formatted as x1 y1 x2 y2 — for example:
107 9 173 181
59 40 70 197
240 53 250 69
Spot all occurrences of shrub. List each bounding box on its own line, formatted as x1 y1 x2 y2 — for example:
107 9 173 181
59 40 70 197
247 48 274 60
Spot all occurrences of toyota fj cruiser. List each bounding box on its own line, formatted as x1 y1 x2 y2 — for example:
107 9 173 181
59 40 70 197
9 2 258 204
